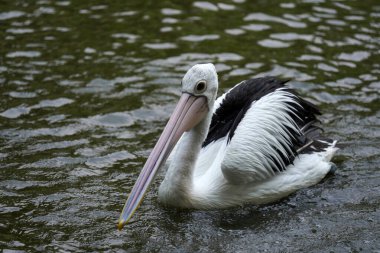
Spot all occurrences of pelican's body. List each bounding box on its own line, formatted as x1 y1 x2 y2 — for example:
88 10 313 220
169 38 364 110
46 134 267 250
118 63 338 229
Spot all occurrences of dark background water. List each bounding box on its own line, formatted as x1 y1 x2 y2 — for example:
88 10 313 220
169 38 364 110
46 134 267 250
1 0 379 252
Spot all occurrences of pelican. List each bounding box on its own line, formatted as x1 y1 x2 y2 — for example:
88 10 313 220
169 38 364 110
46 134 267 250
118 63 338 229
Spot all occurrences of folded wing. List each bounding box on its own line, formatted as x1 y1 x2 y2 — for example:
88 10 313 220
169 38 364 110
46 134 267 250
202 77 331 184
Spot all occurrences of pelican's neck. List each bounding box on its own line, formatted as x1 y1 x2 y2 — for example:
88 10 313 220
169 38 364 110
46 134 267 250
158 110 213 207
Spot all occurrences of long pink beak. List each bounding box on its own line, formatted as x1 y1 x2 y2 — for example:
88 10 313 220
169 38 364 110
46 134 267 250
118 93 208 230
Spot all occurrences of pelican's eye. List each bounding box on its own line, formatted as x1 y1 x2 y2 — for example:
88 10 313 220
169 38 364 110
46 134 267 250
195 80 207 94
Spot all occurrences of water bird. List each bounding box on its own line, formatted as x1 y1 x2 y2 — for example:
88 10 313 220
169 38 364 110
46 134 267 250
118 63 338 229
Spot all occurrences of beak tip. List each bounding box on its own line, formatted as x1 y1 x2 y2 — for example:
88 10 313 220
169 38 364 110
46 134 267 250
117 219 125 231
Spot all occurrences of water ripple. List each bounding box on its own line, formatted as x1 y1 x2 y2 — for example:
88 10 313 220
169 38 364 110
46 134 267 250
180 34 220 42
256 64 314 81
81 112 134 127
144 43 177 49
111 33 139 43
85 151 135 168
0 11 25 20
0 98 73 119
244 13 307 28
270 33 314 41
23 157 85 169
8 91 37 98
317 63 339 72
337 51 370 62
148 53 244 70
0 105 30 119
242 24 271 31
6 51 41 58
32 98 74 109
193 1 218 11
6 28 34 34
225 28 245 35
27 139 89 153
258 39 292 48
0 124 89 140
161 8 182 15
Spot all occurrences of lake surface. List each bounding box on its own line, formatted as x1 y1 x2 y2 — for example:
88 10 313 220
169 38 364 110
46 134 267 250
1 0 379 252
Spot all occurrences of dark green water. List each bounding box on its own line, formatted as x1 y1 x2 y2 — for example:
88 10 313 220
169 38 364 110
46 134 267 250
1 0 379 252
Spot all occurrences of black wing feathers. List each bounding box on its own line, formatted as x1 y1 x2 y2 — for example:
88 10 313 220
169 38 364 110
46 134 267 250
203 77 287 147
202 76 332 173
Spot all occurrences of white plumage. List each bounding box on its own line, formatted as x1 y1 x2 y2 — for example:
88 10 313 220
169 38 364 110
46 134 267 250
159 85 337 209
118 63 338 229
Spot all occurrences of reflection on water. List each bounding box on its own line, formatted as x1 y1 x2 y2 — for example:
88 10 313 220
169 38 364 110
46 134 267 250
1 0 379 252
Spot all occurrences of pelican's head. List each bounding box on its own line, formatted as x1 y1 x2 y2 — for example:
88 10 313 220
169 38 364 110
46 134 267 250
118 64 218 230
181 63 218 109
